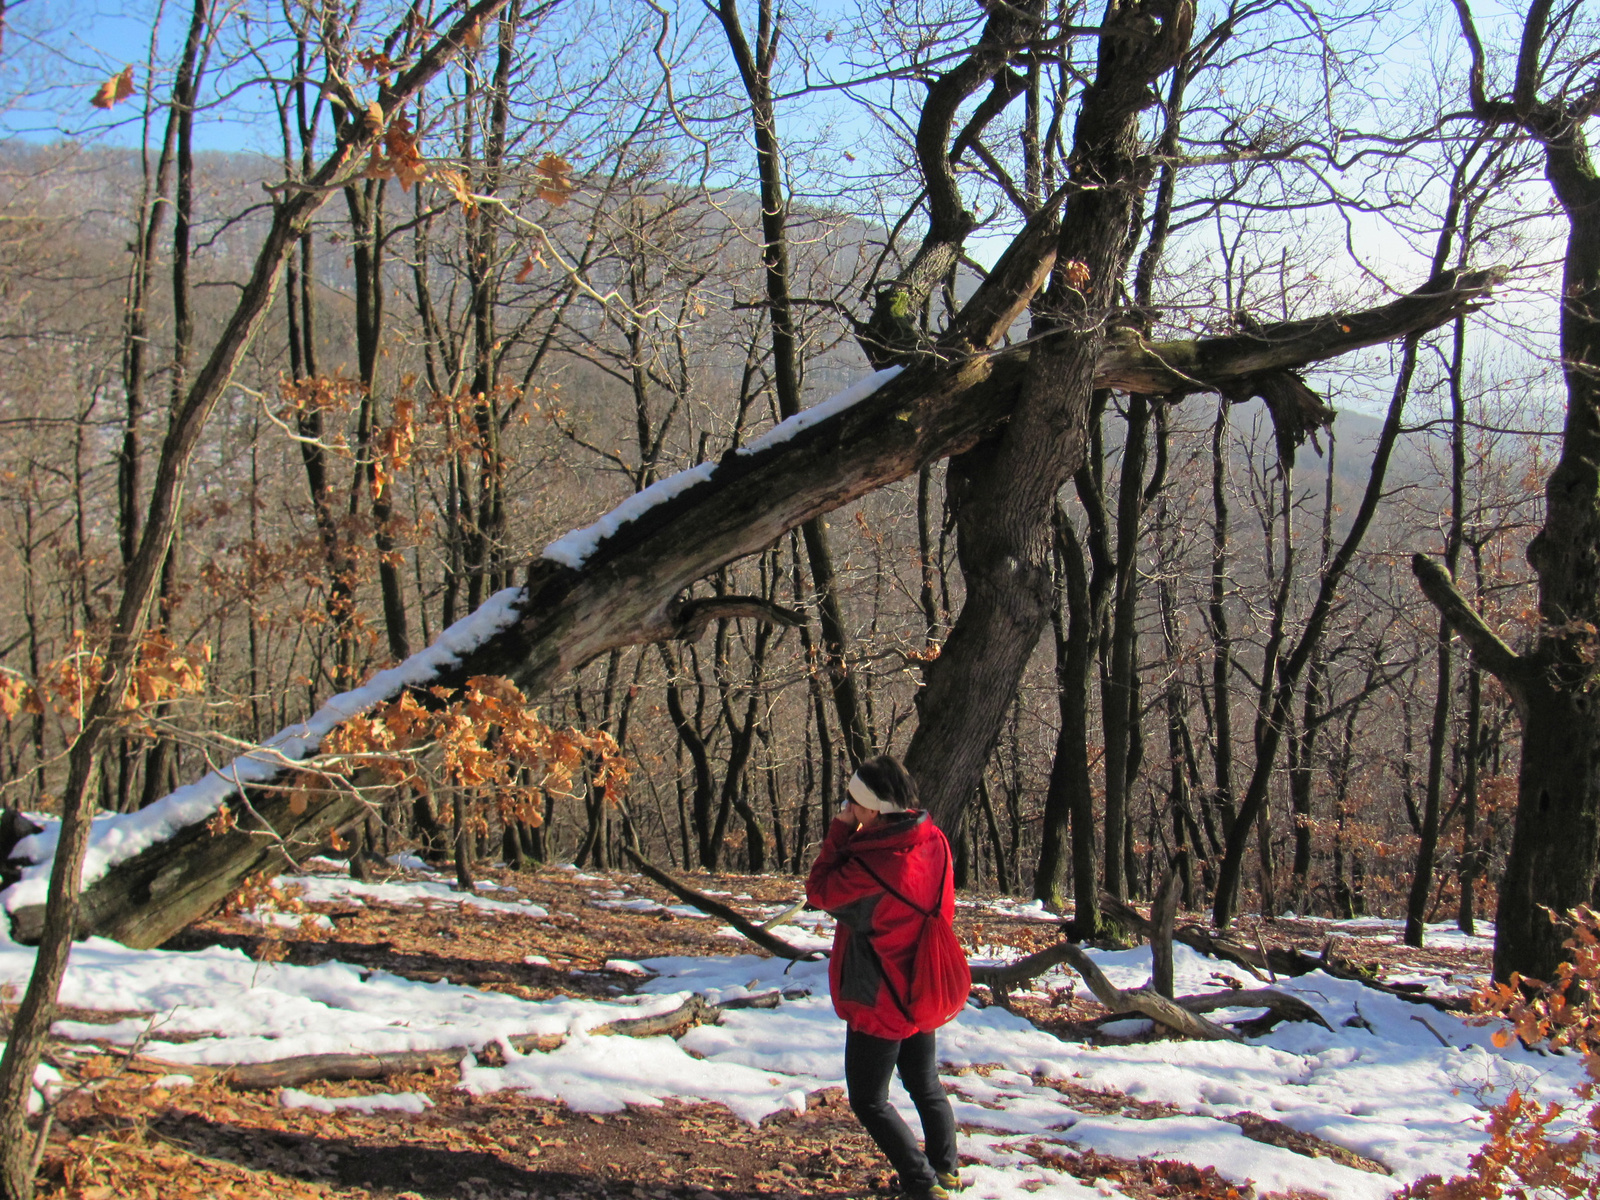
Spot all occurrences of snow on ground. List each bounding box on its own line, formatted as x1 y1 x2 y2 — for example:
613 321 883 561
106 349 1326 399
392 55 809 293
0 870 1575 1198
279 1087 435 1115
1 588 526 912
1294 914 1497 953
285 871 551 919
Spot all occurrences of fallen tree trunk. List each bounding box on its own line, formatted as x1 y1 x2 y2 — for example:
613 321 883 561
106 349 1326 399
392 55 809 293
6 785 366 947
974 939 1332 1040
1178 987 1333 1034
2 269 1502 949
974 866 1333 1041
116 991 758 1091
1058 943 1243 1042
968 941 1080 992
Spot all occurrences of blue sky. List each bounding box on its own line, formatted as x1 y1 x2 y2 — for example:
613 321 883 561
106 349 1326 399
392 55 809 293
3 0 329 153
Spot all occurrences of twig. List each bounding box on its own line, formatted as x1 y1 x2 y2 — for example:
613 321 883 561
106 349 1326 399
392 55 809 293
1255 924 1278 984
760 899 807 931
1411 1014 1453 1047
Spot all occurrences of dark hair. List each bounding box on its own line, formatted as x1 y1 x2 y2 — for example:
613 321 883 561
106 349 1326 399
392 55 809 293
855 754 918 810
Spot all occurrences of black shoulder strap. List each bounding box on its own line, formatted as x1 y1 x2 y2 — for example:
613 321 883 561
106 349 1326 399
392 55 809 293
856 844 949 921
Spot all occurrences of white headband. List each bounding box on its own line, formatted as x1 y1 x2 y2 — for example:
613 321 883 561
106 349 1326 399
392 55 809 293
848 771 907 813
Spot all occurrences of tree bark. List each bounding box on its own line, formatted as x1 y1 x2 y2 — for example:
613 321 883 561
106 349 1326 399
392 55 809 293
1101 395 1153 901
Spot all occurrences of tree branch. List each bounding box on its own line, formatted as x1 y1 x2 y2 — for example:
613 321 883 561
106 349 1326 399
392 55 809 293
1096 267 1504 395
648 596 805 644
1410 553 1529 701
622 847 822 960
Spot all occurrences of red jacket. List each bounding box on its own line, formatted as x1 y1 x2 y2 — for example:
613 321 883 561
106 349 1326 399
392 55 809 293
805 810 956 1039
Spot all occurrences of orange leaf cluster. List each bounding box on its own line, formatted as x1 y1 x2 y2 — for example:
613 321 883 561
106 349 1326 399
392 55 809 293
277 373 363 423
355 48 399 77
434 167 477 216
365 110 428 190
1404 907 1600 1198
514 248 544 283
1401 1086 1599 1199
219 871 308 918
0 670 36 720
125 630 211 708
323 675 628 825
16 629 210 721
372 395 417 501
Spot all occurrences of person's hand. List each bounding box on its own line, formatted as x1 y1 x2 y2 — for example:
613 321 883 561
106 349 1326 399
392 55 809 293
844 800 881 830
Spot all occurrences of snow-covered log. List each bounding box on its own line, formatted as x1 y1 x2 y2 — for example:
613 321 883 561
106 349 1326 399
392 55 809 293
121 992 731 1090
0 268 1501 948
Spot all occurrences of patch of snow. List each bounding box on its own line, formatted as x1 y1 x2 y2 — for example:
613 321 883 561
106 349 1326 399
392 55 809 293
385 853 435 872
604 960 653 976
280 874 549 919
734 366 904 456
461 1030 811 1124
0 936 697 1067
279 1087 435 1115
0 895 1565 1197
2 588 525 912
240 911 335 932
542 462 716 569
973 897 1062 922
1296 916 1496 949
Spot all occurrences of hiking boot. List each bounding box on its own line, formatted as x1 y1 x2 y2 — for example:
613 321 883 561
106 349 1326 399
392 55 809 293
907 1186 949 1200
936 1171 962 1191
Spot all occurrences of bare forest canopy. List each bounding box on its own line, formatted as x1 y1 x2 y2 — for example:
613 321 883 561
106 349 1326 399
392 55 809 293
0 0 1587 989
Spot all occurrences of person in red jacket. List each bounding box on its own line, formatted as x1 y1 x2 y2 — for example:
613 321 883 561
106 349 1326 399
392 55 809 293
805 755 959 1200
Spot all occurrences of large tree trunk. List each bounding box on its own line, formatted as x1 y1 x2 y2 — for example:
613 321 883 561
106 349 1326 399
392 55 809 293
903 0 1195 831
1 266 1498 952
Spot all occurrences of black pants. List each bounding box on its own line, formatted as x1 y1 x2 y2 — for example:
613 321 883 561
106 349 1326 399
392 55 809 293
844 1028 957 1193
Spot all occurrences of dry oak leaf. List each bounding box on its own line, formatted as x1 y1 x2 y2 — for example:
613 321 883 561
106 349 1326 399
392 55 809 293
91 65 136 109
535 152 576 206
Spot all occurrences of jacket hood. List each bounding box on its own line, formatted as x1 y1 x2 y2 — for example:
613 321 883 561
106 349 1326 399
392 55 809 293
848 809 934 852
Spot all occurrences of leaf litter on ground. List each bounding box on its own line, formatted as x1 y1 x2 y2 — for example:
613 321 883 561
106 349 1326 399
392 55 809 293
0 856 1565 1199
